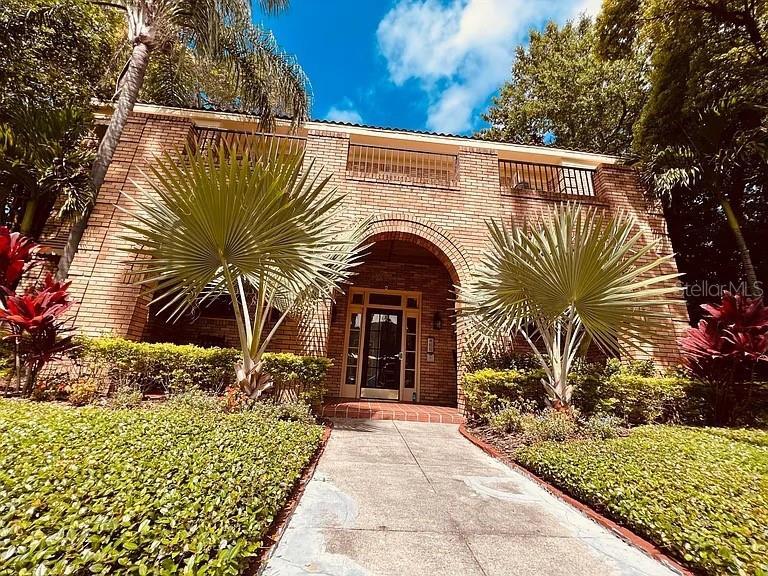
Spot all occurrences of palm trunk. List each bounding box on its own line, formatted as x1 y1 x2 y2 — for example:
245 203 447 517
19 197 38 236
56 41 152 280
719 195 759 297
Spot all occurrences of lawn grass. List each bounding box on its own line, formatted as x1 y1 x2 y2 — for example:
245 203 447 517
0 399 323 575
517 425 768 576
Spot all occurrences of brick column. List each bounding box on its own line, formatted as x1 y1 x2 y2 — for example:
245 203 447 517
594 164 690 366
68 113 194 340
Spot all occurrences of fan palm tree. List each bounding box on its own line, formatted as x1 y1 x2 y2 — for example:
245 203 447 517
461 204 683 409
56 0 310 280
119 138 366 397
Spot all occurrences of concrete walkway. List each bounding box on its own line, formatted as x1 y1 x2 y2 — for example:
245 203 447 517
263 419 678 576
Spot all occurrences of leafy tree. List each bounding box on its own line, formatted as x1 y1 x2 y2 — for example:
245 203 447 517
0 0 121 111
481 17 646 156
461 204 681 409
0 0 120 239
56 0 311 280
597 0 768 298
120 139 365 398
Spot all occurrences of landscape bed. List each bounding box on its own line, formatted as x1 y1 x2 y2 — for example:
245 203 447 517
0 399 323 575
513 425 768 576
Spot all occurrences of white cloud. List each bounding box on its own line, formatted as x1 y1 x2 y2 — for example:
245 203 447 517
325 104 363 125
377 0 600 134
572 0 603 18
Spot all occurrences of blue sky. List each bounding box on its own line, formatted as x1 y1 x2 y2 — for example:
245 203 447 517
261 0 601 136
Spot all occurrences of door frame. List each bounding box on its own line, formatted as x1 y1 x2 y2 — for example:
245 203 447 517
340 288 421 402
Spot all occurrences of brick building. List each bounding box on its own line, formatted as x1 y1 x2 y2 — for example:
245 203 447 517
46 103 689 407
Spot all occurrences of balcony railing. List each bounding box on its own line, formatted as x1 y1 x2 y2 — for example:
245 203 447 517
346 144 459 188
193 127 306 156
499 160 596 198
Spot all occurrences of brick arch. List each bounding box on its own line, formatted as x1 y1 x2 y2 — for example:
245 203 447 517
363 214 470 285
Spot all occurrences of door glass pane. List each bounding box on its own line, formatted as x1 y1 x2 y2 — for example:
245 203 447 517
345 312 361 385
362 309 402 391
404 316 417 389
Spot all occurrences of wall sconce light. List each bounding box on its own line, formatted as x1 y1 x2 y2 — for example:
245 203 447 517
433 311 443 330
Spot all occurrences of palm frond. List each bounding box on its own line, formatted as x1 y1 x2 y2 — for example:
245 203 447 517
460 203 683 405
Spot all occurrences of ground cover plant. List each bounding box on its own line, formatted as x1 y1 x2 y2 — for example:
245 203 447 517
0 398 323 574
516 426 768 576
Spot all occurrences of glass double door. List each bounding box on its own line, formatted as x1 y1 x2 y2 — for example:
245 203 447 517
342 289 420 402
360 308 402 400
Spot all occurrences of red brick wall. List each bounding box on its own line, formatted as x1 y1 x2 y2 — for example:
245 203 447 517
67 110 689 408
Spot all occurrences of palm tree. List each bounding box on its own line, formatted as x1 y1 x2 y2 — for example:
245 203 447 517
461 204 683 409
119 138 366 397
0 104 94 237
56 0 310 280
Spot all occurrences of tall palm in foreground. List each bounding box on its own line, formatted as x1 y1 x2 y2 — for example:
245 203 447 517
461 204 683 408
56 0 310 280
120 139 366 396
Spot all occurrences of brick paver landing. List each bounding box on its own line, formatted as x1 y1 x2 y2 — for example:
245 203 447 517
320 399 464 423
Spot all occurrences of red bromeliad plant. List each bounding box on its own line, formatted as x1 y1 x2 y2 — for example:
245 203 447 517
680 291 768 424
0 226 37 296
0 273 75 395
0 225 76 396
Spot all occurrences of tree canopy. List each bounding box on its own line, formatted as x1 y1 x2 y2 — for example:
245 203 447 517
481 17 646 156
481 3 767 317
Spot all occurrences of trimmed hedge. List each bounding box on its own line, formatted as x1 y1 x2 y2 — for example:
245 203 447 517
462 368 546 416
463 362 695 424
0 399 323 574
74 337 331 400
517 426 768 576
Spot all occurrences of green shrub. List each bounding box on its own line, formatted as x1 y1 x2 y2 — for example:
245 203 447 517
517 426 768 576
0 398 322 575
166 388 224 412
260 352 332 405
581 414 624 439
108 388 143 410
464 360 697 424
67 377 100 406
598 372 691 424
462 368 546 420
518 409 580 443
489 404 525 433
74 337 240 394
74 338 331 401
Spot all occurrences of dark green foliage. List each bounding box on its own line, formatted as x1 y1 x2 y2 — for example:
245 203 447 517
0 398 323 574
517 426 768 576
596 0 768 308
74 337 331 400
480 17 646 156
0 105 95 235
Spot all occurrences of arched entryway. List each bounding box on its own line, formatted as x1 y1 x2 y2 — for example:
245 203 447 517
325 230 466 406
